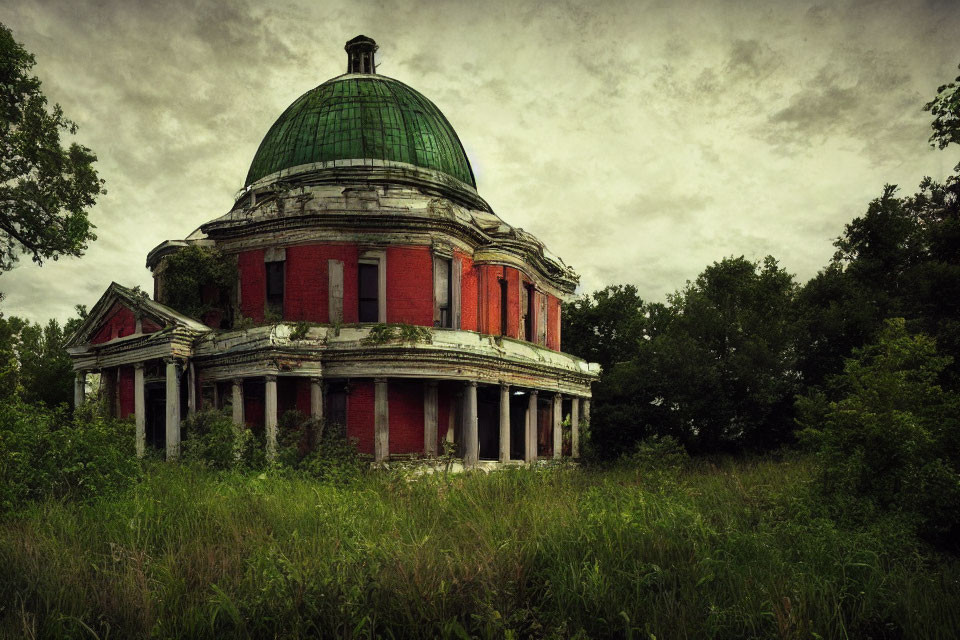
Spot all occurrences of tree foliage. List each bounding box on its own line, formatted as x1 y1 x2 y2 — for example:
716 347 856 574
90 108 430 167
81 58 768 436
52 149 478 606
160 245 236 324
0 305 85 407
565 257 800 456
0 23 104 273
924 63 960 150
798 319 960 544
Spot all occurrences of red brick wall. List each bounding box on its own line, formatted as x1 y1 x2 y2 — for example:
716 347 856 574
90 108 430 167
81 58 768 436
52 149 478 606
386 247 433 326
547 294 561 351
347 379 375 455
283 245 360 323
388 380 424 454
91 304 138 344
118 365 135 418
243 380 265 430
238 249 266 323
457 252 478 331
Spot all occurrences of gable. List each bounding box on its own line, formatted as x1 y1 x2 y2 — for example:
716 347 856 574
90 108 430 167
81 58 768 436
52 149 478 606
89 303 163 344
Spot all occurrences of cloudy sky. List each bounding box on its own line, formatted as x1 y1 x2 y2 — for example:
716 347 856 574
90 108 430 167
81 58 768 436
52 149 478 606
2 0 959 323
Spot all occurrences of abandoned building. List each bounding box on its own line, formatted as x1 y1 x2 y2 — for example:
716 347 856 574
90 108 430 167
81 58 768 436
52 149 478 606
66 35 600 466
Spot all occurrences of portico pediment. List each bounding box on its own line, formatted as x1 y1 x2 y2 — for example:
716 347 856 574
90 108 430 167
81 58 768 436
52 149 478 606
66 282 212 358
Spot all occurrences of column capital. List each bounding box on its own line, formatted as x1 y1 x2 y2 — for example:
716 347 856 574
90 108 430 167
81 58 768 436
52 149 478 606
554 392 563 400
500 382 510 390
310 376 323 385
374 377 388 384
466 380 479 388
163 356 178 365
134 362 145 371
75 370 86 379
232 377 243 387
264 374 277 383
529 388 539 397
425 379 439 388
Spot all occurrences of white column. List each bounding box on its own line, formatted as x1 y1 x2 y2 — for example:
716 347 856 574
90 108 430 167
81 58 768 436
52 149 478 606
231 378 244 426
424 381 439 456
374 377 389 462
526 390 538 463
265 375 278 461
571 397 581 458
310 377 324 443
187 362 196 419
73 371 86 409
165 358 180 460
463 381 479 467
552 393 562 459
134 363 146 458
499 383 511 463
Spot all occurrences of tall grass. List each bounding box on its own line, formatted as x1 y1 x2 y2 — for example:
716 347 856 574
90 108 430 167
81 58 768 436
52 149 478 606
1 458 957 639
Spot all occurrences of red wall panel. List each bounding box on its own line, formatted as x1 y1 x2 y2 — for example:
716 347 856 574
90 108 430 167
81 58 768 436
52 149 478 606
238 249 266 323
388 380 424 454
118 365 135 418
347 380 375 455
386 247 433 326
547 294 561 351
505 267 521 339
479 265 503 335
91 304 138 344
457 252 478 331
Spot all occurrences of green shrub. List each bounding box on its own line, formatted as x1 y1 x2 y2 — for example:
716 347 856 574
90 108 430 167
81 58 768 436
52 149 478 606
0 399 140 513
180 409 261 470
298 428 365 484
799 318 960 543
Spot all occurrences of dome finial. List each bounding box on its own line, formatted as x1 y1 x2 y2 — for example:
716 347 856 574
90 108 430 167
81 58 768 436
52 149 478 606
345 35 378 74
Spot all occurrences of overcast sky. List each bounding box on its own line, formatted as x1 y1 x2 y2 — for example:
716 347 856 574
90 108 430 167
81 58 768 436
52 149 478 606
2 0 959 323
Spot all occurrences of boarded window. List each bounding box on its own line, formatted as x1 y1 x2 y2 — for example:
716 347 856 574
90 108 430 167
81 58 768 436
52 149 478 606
358 262 379 322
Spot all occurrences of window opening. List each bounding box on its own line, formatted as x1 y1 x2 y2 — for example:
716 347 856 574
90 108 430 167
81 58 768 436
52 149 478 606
358 262 379 322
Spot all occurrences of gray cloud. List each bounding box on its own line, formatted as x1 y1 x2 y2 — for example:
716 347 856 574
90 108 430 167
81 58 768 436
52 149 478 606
0 0 958 323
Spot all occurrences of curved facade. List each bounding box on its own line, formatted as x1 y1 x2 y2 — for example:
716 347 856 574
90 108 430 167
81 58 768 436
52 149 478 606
68 36 599 467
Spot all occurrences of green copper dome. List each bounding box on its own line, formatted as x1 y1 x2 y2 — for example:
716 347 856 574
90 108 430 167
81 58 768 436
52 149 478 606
245 74 476 188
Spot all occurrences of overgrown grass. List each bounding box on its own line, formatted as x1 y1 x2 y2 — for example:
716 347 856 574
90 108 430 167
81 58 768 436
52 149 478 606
1 457 958 639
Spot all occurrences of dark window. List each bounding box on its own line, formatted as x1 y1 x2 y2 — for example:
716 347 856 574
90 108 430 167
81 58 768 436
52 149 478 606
499 278 508 335
266 261 284 317
358 262 379 322
326 382 348 436
436 258 452 328
524 283 535 342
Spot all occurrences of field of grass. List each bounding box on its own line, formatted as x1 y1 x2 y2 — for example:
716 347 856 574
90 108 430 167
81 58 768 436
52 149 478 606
1 457 958 639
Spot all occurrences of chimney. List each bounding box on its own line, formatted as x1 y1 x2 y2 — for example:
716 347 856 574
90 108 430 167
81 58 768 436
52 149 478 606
345 35 378 74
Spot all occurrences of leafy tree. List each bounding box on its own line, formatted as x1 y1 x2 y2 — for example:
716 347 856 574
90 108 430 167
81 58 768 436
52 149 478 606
0 22 104 273
924 63 960 150
798 319 960 544
568 257 801 457
0 305 86 407
561 284 645 371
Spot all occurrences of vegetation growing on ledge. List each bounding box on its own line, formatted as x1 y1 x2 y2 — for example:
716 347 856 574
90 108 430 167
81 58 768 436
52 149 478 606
161 245 237 325
361 322 433 346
